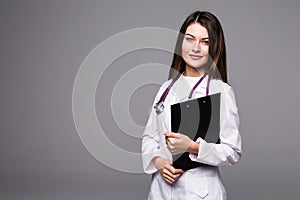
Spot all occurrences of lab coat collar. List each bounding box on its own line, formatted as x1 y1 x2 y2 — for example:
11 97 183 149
171 74 208 103
178 73 208 90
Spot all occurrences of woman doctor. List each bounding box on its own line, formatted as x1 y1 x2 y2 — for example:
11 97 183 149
141 11 243 200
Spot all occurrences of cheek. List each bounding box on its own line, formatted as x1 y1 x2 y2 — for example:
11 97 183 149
203 46 209 55
182 41 191 54
181 45 189 62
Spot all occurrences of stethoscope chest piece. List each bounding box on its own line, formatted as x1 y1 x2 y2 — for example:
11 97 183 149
154 102 164 115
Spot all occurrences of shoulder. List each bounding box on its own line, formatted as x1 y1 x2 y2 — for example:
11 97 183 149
152 79 173 103
221 81 236 102
157 79 172 95
161 79 173 88
211 79 234 94
210 79 237 105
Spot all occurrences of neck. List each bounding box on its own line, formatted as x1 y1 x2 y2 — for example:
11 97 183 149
184 65 205 77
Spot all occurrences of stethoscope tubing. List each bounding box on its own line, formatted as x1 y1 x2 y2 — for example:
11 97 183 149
154 72 211 114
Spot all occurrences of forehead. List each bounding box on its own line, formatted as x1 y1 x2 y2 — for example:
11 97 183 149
185 23 208 37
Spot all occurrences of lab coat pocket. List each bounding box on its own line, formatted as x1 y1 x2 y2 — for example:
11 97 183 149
186 175 209 199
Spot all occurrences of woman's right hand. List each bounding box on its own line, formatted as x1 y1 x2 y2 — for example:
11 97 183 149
152 156 183 185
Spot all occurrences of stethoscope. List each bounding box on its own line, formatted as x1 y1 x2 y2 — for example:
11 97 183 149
154 71 211 115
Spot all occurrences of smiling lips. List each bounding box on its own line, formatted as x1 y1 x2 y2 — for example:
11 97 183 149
189 54 203 60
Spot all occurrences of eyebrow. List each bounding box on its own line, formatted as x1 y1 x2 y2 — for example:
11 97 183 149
185 33 209 40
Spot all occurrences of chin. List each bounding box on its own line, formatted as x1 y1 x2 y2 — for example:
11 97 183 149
187 62 206 69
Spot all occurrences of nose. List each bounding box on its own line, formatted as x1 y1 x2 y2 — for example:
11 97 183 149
192 40 201 53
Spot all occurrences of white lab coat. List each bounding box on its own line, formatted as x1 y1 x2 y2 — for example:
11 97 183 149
142 74 243 200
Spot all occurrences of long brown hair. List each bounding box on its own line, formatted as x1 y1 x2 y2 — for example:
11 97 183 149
168 11 228 83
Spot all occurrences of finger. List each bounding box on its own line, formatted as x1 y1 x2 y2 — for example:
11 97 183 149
165 141 171 151
174 173 182 181
162 173 175 184
161 168 183 184
165 132 177 138
163 177 173 185
159 171 172 184
165 138 173 146
161 168 176 183
170 173 182 184
166 140 175 151
164 171 181 184
175 168 184 174
166 137 177 145
162 167 177 180
165 164 177 174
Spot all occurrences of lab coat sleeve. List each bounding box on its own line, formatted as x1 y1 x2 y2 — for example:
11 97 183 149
141 81 171 174
189 85 243 166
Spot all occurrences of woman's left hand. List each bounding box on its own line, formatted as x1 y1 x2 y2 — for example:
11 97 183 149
165 132 194 155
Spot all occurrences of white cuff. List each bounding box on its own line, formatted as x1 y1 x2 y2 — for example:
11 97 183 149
143 148 169 174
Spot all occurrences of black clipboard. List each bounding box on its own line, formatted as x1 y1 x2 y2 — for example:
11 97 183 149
170 93 221 171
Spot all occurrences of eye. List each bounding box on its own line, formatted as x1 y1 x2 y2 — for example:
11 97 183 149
185 37 195 42
202 40 209 45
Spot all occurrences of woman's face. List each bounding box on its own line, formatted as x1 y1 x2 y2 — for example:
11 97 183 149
182 23 209 73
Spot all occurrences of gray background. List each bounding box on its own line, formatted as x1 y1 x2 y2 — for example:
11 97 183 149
1 0 300 199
